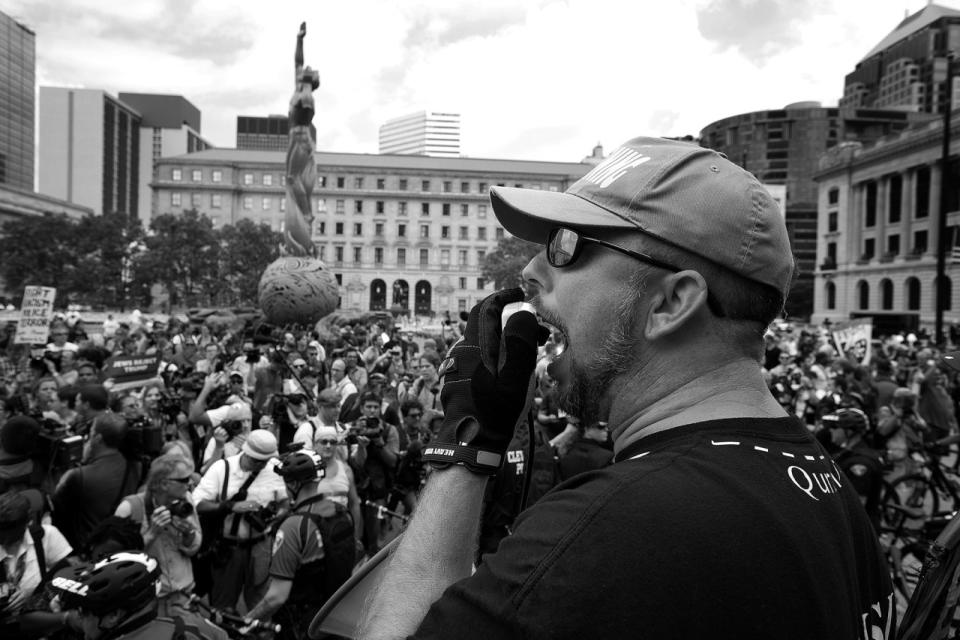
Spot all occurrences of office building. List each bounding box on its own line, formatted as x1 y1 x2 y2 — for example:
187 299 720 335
118 93 212 224
152 148 591 315
813 115 960 331
840 4 960 113
700 102 932 318
38 87 142 217
0 11 35 191
237 115 316 152
379 111 460 157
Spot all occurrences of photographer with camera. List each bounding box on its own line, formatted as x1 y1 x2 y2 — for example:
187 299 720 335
229 341 268 397
115 452 201 617
246 441 362 639
193 430 287 611
349 391 399 556
53 413 141 551
189 373 252 475
398 352 442 412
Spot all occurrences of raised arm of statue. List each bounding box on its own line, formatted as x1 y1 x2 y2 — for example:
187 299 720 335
295 22 306 87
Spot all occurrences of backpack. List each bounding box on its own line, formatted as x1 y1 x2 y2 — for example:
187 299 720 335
295 497 357 599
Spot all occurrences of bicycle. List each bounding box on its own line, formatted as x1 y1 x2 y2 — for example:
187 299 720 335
881 434 960 532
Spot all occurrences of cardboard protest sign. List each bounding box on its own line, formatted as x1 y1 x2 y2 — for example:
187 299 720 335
104 354 162 387
15 286 57 345
832 319 873 365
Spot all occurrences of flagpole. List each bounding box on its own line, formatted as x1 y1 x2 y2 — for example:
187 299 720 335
936 51 954 348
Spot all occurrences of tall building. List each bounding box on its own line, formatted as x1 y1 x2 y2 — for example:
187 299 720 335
118 93 212 224
700 102 932 318
840 3 960 113
38 87 142 217
0 11 35 191
379 111 460 157
237 115 316 151
152 148 591 315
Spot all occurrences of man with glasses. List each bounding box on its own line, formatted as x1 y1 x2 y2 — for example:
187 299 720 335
361 137 893 639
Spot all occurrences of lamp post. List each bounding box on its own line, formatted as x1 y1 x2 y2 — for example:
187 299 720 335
936 51 955 347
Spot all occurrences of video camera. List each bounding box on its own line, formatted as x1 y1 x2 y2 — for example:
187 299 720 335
123 415 164 458
167 498 194 519
346 416 383 445
32 414 83 470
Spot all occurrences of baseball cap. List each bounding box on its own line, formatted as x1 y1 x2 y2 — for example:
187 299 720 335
490 136 794 297
292 358 307 367
242 429 278 461
317 388 341 407
228 370 244 381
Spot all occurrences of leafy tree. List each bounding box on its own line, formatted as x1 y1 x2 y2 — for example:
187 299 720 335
0 212 81 295
482 236 541 289
132 209 220 308
218 219 282 306
71 212 144 310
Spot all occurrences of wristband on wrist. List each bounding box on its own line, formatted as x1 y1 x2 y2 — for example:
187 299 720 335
422 443 502 475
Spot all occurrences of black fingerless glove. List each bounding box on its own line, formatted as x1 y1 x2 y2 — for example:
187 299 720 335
423 288 542 475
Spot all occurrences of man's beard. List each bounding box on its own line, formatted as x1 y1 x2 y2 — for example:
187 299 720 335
556 289 642 427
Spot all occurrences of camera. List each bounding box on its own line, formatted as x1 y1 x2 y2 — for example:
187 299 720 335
345 416 383 445
125 415 164 458
221 420 245 439
32 415 83 469
167 499 194 519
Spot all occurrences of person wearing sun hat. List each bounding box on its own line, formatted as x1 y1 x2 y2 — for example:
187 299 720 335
361 136 893 639
194 428 287 611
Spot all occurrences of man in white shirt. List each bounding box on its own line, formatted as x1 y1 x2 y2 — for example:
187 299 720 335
329 359 357 408
188 373 253 473
193 430 288 611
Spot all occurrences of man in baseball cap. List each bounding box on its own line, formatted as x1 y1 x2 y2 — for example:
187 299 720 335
361 137 893 638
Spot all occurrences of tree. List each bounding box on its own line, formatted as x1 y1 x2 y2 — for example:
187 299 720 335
218 219 282 306
71 212 144 310
0 212 80 295
481 236 541 289
132 210 220 308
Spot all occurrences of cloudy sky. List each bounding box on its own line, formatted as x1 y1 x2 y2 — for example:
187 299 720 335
2 0 954 161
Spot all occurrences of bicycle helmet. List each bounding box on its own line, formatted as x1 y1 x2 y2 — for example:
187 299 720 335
821 407 869 434
50 552 160 615
274 450 325 482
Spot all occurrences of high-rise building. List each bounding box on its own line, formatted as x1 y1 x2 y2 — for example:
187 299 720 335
237 115 316 151
118 93 212 224
38 87 142 217
700 102 932 318
840 3 960 113
152 148 591 315
0 11 36 191
379 111 460 157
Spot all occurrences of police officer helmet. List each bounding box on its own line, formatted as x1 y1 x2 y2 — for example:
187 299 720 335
822 407 869 434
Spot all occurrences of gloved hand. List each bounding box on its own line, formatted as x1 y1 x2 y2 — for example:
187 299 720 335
423 288 543 474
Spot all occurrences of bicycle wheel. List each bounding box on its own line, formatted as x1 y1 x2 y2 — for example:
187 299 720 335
885 475 940 530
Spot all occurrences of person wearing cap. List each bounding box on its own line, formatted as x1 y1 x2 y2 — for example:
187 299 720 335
194 429 287 611
189 372 253 474
360 137 893 638
817 408 884 531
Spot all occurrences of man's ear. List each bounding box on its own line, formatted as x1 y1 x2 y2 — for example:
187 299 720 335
644 271 711 341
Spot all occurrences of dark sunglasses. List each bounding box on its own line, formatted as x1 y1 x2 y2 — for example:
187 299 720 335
317 438 339 446
167 476 192 484
408 412 422 418
547 227 725 317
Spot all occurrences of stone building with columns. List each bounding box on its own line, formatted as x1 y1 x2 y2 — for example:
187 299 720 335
152 148 592 316
813 116 960 331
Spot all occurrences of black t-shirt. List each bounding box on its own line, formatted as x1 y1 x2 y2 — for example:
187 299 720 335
412 417 895 640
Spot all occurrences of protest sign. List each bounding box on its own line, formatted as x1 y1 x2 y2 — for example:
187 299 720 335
15 286 57 345
104 354 162 388
831 319 873 365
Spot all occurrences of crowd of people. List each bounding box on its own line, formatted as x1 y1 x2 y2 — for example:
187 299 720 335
1 295 958 638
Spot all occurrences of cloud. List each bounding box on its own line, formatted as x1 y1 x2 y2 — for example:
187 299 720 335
696 0 829 63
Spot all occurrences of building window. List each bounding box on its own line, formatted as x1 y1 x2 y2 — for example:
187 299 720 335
212 170 222 183
478 204 487 218
864 181 877 227
377 178 385 190
458 249 468 266
477 249 486 264
477 277 486 290
319 245 326 260
375 247 384 264
262 197 271 210
420 249 429 266
913 229 928 254
336 200 345 214
354 223 362 236
399 202 408 216
827 211 838 233
421 180 430 192
825 281 836 310
318 221 326 235
335 246 344 263
887 234 900 256
420 225 430 239
399 178 408 191
172 169 182 181
459 277 467 289
318 176 327 188
171 192 182 206
889 174 902 223
397 248 406 265
336 176 345 188
863 238 875 260
354 200 363 214
243 196 253 210
441 226 450 239
376 201 385 214
335 222 344 235
478 227 488 241
916 167 930 218
443 181 452 193
478 182 488 193
442 203 451 216
857 280 869 310
211 194 222 208
880 279 894 310
906 277 921 310
317 199 326 212
354 247 362 264
460 204 469 217
459 226 469 240
280 198 286 211
398 223 407 238
459 298 467 311
335 273 342 285
441 249 450 266
375 222 384 236
191 169 202 182
421 203 430 216
461 181 470 193
244 173 253 186
355 177 364 189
